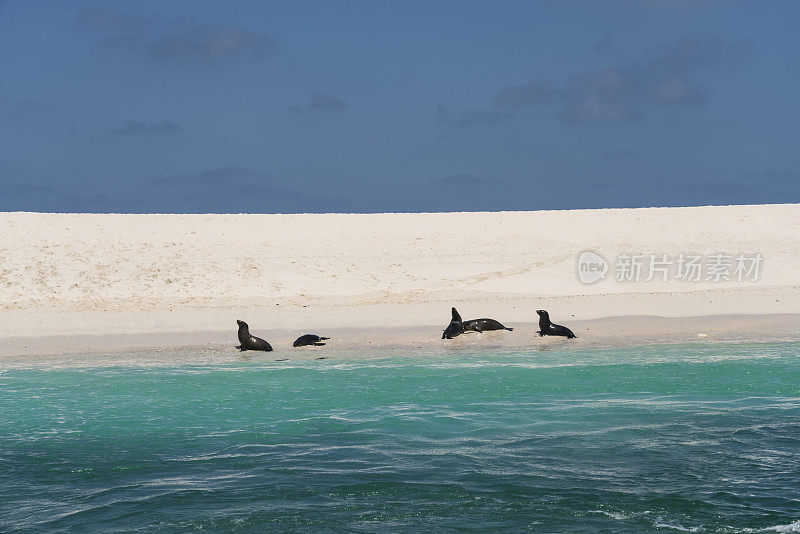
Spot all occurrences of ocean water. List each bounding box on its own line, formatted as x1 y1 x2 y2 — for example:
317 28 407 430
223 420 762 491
1 343 799 533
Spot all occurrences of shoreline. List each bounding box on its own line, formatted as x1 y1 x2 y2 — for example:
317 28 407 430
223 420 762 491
2 206 799 362
3 313 799 365
3 284 799 336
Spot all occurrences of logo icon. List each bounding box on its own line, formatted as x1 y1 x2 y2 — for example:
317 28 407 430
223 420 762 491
577 250 608 284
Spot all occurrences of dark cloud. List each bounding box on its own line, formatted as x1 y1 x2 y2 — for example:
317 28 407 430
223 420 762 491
148 166 356 213
72 7 279 64
558 89 644 123
147 26 278 63
4 164 356 212
555 66 649 123
488 34 742 124
110 119 182 136
434 103 512 128
289 93 350 112
494 81 558 108
309 92 348 110
433 173 491 186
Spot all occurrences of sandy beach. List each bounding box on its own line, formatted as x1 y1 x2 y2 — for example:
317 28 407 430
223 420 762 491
2 204 799 358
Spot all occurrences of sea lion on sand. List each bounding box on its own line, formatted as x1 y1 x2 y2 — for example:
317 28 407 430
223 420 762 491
293 334 330 347
236 320 274 351
442 307 465 339
462 318 514 333
536 310 576 339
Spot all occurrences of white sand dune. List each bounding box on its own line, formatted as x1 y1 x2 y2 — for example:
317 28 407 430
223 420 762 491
1 205 799 355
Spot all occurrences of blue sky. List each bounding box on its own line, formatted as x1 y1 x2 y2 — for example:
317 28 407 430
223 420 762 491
1 0 798 213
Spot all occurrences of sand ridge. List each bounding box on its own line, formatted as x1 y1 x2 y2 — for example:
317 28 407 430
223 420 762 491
1 206 799 354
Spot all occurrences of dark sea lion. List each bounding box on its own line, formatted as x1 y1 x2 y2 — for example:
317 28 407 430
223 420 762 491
236 319 274 351
293 334 330 347
536 310 576 339
462 318 514 333
442 307 465 339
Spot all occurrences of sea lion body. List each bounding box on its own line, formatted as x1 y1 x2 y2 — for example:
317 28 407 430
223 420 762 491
462 318 513 333
293 334 330 347
442 307 465 339
236 320 274 351
536 310 576 339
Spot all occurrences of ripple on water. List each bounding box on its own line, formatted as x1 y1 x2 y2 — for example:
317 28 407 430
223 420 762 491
1 342 799 532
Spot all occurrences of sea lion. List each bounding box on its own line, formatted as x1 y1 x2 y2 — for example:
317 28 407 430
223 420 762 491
536 310 576 338
462 318 514 333
236 319 274 351
442 307 465 339
293 334 330 347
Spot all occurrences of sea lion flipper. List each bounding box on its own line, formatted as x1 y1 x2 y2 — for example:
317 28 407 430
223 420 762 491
451 307 462 323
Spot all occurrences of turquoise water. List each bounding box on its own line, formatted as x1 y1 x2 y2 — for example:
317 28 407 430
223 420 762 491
1 343 799 533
